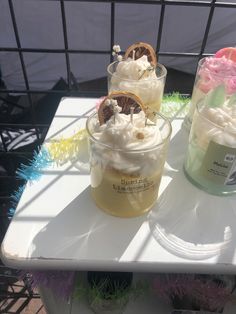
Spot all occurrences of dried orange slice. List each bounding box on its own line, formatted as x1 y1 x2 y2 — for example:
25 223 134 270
215 47 236 62
124 42 157 66
98 91 145 125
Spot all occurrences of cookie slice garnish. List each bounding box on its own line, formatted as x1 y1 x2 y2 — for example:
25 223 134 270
124 42 157 66
98 91 145 125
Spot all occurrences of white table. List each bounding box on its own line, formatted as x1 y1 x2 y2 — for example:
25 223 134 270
1 97 236 275
2 97 236 314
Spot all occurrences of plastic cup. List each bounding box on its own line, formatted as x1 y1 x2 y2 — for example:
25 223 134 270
86 111 172 217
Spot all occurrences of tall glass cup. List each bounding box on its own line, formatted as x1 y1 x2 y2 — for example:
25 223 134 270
107 61 167 114
184 102 236 195
86 112 172 217
184 57 236 131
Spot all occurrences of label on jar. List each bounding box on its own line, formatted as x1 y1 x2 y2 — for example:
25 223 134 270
112 177 155 193
200 141 236 186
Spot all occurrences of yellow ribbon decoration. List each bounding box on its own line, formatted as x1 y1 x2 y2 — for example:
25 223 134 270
47 129 87 165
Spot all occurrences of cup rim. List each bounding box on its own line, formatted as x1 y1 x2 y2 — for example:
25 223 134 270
107 60 167 82
86 111 172 153
198 56 236 79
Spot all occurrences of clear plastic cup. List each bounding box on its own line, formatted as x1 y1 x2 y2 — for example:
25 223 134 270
107 61 167 114
86 111 172 217
184 102 236 195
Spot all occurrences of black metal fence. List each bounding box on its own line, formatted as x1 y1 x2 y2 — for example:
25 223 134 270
1 0 236 147
0 263 43 314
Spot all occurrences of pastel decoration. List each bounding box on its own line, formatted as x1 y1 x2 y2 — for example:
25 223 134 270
228 92 236 107
95 97 105 110
48 129 87 165
204 84 226 108
8 185 26 218
16 147 53 182
198 56 236 95
215 47 236 63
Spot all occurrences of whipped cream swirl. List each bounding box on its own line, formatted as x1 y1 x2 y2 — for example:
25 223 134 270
194 103 236 149
109 56 165 110
90 111 165 175
114 55 156 81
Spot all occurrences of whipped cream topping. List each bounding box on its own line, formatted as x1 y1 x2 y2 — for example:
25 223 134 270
109 56 164 109
198 56 236 94
90 111 165 175
114 55 156 81
194 103 236 149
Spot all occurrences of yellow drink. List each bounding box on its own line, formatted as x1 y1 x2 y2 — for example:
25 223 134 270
91 166 163 217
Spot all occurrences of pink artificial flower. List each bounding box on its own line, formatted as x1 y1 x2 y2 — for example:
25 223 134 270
227 77 236 94
197 56 236 95
95 96 105 110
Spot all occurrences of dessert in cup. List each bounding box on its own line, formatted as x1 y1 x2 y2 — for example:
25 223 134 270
86 91 172 217
184 85 236 195
107 43 167 119
184 47 236 131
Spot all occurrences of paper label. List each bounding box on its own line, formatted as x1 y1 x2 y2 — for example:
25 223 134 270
200 141 236 186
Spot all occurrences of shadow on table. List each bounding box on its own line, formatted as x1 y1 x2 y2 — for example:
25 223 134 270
31 186 147 264
165 122 189 171
148 123 236 261
31 123 236 264
148 163 236 261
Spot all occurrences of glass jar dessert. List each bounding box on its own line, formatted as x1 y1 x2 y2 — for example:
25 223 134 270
184 50 236 131
184 93 236 195
86 92 172 217
107 42 167 118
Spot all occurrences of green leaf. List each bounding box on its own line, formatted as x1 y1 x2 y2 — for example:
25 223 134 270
228 92 236 106
204 84 226 108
